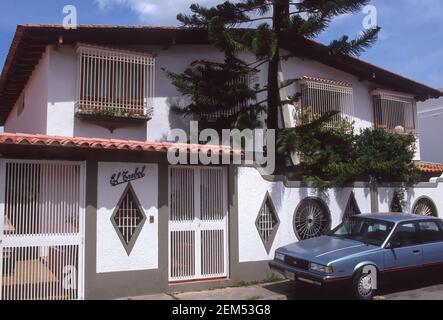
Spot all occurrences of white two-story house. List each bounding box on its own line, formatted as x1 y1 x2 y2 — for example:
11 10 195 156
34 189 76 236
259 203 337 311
0 25 442 300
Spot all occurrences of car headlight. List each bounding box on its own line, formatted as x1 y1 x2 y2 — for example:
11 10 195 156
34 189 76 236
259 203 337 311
275 252 285 261
309 263 333 274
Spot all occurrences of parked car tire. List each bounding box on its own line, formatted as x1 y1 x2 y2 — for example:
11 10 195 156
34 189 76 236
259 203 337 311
351 268 377 300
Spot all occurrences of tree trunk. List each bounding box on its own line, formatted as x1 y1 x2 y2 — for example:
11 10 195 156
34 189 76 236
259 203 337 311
267 0 290 131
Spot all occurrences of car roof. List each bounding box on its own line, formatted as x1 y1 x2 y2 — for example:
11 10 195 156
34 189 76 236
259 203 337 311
358 213 441 223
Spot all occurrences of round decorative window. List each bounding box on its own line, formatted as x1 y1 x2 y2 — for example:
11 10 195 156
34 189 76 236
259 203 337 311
412 198 437 217
293 198 331 241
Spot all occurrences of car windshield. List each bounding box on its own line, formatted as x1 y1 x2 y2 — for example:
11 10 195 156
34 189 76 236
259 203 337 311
329 217 394 246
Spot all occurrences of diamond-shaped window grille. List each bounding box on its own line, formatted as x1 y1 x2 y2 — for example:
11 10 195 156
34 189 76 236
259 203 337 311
343 192 361 221
255 193 280 253
111 183 147 255
390 191 403 213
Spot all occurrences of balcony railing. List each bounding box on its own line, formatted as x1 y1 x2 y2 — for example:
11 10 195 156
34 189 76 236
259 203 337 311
372 90 417 134
75 44 155 124
200 74 258 122
299 76 354 128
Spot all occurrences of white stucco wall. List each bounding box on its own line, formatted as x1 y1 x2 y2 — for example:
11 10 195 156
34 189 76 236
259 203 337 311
146 45 267 141
418 96 443 163
46 46 148 140
280 50 376 133
46 46 76 137
379 182 443 216
147 45 224 141
5 44 410 143
41 44 266 141
238 167 443 263
2 43 424 162
4 48 49 134
96 162 159 273
237 167 372 263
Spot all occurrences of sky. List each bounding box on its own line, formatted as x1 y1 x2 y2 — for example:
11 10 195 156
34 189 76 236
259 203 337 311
0 0 442 90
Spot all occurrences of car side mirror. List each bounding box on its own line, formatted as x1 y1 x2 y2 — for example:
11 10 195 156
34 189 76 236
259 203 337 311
386 240 401 249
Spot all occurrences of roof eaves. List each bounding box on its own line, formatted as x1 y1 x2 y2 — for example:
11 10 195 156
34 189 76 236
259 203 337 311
0 25 25 95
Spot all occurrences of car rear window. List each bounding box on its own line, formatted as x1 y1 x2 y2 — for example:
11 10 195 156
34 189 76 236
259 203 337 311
419 221 443 243
390 223 422 247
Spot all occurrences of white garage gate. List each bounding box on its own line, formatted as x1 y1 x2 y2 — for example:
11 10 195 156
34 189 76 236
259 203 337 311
0 160 86 300
168 166 228 283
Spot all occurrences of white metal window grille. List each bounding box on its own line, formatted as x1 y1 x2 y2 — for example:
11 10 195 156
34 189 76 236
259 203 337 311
201 74 257 121
255 194 279 253
111 183 146 255
200 169 224 221
201 230 224 276
1 245 79 300
343 192 361 221
372 90 417 134
169 167 228 283
300 78 354 128
76 44 155 119
257 202 277 243
170 168 195 222
3 162 81 236
170 231 195 279
0 160 85 301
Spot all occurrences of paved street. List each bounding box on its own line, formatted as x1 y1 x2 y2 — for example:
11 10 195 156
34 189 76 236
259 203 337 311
122 278 443 300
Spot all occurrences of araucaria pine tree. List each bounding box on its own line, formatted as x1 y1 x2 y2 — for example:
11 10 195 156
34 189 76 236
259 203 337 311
166 0 380 134
162 0 430 189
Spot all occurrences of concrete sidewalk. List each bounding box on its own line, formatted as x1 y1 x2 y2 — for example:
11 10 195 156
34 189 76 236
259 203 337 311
119 279 443 300
122 281 294 301
121 280 335 300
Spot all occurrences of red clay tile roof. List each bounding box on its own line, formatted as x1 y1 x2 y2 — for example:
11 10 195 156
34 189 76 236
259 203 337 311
1 133 441 175
0 133 241 156
418 162 443 174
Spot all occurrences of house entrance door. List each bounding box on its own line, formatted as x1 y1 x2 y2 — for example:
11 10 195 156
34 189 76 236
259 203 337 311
168 167 228 283
0 160 85 300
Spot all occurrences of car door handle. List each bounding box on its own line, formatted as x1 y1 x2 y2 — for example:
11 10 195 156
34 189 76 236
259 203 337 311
413 250 421 254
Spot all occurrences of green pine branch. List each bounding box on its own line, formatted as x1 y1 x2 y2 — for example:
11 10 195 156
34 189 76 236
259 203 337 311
329 26 381 56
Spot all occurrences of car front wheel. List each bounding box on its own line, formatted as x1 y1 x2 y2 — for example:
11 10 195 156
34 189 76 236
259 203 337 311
351 269 376 300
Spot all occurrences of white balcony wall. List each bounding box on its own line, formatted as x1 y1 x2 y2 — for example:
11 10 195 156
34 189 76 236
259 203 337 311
279 49 376 133
2 44 421 159
418 97 443 163
4 48 49 135
46 46 148 141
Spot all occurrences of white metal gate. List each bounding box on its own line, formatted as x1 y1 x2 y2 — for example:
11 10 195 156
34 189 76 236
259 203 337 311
0 160 86 300
168 167 228 283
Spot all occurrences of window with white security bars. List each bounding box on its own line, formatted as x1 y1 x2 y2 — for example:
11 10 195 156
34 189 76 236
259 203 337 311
76 44 155 120
299 77 354 128
201 74 258 121
111 183 146 255
372 90 417 134
255 193 279 253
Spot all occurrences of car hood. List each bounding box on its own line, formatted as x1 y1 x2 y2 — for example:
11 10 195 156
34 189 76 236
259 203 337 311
279 236 379 264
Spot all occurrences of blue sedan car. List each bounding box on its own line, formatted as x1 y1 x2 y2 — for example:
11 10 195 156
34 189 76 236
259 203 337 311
270 213 443 299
